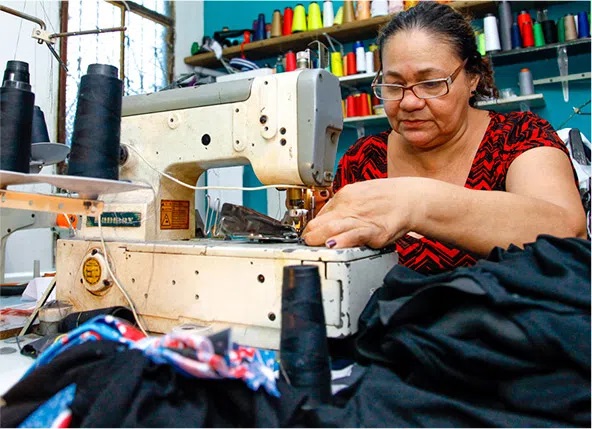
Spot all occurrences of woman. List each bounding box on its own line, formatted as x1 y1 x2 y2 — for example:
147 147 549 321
303 1 587 274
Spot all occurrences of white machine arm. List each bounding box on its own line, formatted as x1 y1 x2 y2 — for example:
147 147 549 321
94 69 343 241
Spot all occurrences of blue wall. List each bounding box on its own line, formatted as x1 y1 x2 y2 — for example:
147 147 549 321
203 1 591 213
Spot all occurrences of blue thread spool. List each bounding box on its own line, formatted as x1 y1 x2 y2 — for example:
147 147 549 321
255 13 266 41
511 22 522 49
0 60 35 173
577 11 590 38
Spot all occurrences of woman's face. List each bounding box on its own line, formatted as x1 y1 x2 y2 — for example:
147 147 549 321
381 29 479 149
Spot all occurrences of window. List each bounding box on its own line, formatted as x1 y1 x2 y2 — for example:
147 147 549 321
58 0 174 146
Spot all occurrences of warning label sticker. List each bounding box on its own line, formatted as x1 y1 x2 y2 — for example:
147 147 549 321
160 200 190 230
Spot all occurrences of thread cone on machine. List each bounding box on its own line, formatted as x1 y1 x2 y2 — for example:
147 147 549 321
31 106 50 143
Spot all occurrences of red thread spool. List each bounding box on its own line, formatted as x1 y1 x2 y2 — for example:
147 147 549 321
285 51 297 71
346 52 357 75
283 7 293 36
358 93 370 116
521 21 535 47
346 95 357 117
517 11 532 40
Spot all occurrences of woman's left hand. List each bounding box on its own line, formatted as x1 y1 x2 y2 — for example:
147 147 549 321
302 178 416 249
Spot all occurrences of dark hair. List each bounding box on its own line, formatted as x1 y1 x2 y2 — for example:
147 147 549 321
377 1 498 106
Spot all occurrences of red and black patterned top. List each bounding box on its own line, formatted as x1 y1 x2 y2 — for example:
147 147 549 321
333 111 572 275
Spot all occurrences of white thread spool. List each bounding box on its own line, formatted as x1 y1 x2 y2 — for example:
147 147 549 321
388 0 404 14
365 51 375 74
323 0 334 27
355 41 366 73
483 13 501 53
371 0 389 17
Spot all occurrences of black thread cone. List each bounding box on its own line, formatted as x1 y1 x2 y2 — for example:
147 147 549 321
31 106 50 143
67 63 122 180
280 264 331 407
0 60 34 173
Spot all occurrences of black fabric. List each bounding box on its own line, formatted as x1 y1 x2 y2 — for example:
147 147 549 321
340 235 590 427
1 235 589 428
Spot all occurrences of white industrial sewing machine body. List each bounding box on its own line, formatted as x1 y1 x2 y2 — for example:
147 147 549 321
55 69 397 349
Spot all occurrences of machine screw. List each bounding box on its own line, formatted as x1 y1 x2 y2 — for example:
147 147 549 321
268 312 276 321
259 115 267 124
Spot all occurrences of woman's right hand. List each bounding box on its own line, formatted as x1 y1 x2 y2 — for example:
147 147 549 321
302 178 418 249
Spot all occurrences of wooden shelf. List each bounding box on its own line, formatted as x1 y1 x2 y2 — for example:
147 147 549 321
474 93 545 112
184 1 495 68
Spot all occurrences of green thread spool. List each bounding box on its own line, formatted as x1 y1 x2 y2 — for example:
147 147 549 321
477 32 486 56
557 16 565 42
533 22 545 46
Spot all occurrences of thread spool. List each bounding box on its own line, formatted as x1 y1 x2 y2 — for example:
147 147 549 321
521 21 535 47
292 4 307 33
498 1 513 51
563 13 578 40
354 41 366 73
283 7 293 36
557 16 566 43
564 14 578 41
342 0 356 24
483 14 501 53
67 64 122 180
533 22 546 47
280 265 331 407
358 92 370 116
0 60 35 173
371 0 389 17
356 0 371 20
255 13 266 41
330 52 343 76
388 0 404 14
404 0 419 10
346 95 356 117
511 23 522 48
31 106 50 143
271 10 282 37
577 11 590 38
365 51 375 74
373 48 380 72
518 68 534 96
477 31 486 56
517 10 532 41
333 6 343 25
323 0 334 27
542 20 558 44
308 2 323 31
285 51 297 72
346 52 357 75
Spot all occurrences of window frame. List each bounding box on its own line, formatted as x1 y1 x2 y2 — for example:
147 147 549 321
56 0 175 151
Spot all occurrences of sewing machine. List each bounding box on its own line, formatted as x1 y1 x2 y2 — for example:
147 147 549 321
55 69 397 349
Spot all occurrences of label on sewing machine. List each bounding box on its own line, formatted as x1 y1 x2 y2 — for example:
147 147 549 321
160 200 190 230
86 212 142 227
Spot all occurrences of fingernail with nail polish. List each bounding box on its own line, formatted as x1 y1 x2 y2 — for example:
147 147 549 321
326 239 336 248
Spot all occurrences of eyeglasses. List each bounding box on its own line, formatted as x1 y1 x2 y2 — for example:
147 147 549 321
371 59 467 101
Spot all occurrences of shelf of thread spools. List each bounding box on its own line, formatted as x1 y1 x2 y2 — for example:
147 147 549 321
184 0 495 69
477 3 590 67
340 72 389 137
